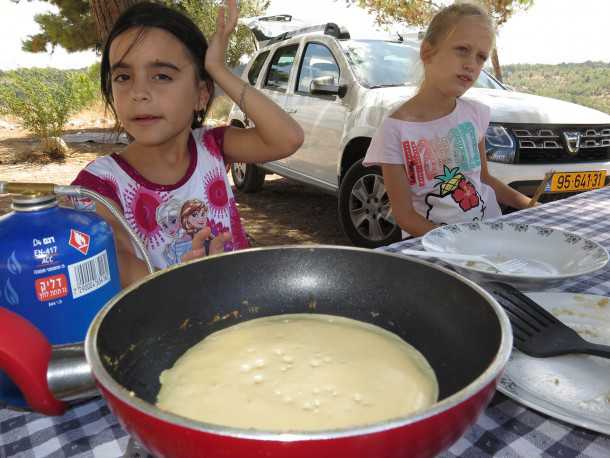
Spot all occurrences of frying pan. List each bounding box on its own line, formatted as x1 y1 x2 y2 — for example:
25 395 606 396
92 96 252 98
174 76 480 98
4 246 512 458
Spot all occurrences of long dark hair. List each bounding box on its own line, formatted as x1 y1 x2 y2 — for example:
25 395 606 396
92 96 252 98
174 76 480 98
100 1 214 130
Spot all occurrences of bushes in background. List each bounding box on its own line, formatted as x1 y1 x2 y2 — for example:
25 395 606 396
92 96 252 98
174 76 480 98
0 65 99 157
504 61 610 115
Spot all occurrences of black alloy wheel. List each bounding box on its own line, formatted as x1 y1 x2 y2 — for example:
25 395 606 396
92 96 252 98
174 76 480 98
338 159 402 248
230 162 266 192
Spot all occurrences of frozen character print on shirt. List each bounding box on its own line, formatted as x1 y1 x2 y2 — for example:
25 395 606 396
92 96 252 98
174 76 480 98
181 199 208 238
162 199 209 265
156 199 182 239
425 165 486 223
157 199 184 265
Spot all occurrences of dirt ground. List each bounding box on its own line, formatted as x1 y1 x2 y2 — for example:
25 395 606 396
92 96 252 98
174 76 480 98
0 113 350 247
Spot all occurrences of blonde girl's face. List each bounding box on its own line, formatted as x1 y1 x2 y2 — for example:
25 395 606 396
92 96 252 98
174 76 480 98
422 16 493 98
109 27 209 146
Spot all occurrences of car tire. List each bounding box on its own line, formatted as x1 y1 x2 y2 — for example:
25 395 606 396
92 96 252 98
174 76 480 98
230 162 266 193
338 159 402 248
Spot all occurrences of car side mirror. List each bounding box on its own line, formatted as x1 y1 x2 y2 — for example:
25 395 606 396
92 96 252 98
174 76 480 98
310 76 339 96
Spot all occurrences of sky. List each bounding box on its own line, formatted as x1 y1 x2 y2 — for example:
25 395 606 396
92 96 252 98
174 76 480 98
0 0 609 70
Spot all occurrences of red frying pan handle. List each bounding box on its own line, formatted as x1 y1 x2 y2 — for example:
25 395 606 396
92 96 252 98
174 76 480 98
0 307 67 415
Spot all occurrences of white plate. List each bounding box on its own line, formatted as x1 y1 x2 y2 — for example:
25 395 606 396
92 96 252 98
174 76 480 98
497 292 610 435
422 222 609 290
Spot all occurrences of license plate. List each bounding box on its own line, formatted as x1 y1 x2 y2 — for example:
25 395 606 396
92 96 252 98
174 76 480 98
547 170 607 193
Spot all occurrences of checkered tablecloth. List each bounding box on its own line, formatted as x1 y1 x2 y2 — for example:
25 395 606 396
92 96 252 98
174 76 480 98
2 188 610 458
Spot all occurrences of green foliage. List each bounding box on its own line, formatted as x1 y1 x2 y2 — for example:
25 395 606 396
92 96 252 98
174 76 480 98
481 0 535 27
503 62 610 115
21 0 269 67
176 0 269 68
350 0 435 27
207 95 233 123
22 0 97 53
347 0 534 80
349 0 534 28
0 66 100 142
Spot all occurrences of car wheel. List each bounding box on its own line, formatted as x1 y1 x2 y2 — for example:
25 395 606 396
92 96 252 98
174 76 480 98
338 159 401 248
230 162 266 193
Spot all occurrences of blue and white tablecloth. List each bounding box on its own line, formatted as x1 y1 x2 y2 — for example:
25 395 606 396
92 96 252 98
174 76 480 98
2 187 610 457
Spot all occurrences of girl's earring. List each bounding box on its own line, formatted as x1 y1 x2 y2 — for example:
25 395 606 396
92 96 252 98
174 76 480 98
196 110 203 124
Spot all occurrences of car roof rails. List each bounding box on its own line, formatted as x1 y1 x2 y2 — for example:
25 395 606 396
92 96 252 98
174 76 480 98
259 14 294 23
240 14 304 44
266 22 351 46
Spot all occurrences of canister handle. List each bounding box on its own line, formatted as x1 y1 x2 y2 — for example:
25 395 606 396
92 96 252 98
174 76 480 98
0 307 67 415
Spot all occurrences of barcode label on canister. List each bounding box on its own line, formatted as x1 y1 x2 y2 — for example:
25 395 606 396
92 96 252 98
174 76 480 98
68 250 111 299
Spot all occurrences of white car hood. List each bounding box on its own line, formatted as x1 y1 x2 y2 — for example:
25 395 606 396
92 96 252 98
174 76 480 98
465 88 610 125
363 86 610 126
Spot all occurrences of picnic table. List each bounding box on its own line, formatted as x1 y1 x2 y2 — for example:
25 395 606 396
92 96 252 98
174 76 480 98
2 187 610 457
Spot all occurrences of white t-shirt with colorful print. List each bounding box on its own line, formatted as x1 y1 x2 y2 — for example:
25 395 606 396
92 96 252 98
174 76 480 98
71 126 249 270
364 98 501 236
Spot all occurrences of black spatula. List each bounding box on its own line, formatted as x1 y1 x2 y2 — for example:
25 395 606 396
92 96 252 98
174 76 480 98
484 281 610 359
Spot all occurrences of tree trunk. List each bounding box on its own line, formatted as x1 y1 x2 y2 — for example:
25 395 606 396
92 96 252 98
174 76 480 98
491 47 503 82
90 0 141 45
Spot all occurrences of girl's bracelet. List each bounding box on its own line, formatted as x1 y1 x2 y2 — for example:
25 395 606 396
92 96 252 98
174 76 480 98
238 82 248 114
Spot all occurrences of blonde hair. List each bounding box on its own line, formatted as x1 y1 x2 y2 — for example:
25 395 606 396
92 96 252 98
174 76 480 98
410 3 494 91
423 2 495 50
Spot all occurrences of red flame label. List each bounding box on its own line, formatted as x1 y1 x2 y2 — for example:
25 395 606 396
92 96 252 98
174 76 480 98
68 229 90 255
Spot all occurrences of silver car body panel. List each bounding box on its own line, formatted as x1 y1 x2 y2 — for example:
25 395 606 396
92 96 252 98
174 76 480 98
229 32 610 193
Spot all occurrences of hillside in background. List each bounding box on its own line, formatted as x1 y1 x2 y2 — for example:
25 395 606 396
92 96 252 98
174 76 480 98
1 61 609 120
503 61 610 115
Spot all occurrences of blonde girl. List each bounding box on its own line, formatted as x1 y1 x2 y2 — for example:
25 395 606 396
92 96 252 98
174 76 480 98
364 3 532 238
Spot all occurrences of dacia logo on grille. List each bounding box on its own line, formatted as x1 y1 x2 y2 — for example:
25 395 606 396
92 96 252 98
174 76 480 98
563 131 581 155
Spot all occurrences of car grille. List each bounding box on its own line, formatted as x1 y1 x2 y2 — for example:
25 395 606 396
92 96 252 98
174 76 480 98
510 125 610 164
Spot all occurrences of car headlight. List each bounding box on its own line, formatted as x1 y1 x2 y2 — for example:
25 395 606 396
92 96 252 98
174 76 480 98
485 125 516 163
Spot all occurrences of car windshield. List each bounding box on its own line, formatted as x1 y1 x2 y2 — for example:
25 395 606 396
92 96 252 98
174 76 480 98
340 40 503 89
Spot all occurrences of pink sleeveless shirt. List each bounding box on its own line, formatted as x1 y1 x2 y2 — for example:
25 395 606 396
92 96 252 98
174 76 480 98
71 126 249 270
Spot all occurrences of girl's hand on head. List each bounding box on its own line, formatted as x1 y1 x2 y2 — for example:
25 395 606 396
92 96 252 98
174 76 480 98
181 227 232 263
205 0 239 75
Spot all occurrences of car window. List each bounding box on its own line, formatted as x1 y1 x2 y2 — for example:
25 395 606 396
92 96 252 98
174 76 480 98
340 40 503 90
265 44 299 92
296 43 340 95
475 71 503 89
248 51 269 86
341 40 419 87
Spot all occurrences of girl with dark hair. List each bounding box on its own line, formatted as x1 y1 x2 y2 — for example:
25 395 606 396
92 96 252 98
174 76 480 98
71 0 304 287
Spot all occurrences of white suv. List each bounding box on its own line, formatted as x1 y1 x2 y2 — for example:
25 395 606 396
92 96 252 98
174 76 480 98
229 22 610 248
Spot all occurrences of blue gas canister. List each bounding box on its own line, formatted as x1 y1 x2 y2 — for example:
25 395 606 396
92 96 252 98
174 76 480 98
0 193 120 407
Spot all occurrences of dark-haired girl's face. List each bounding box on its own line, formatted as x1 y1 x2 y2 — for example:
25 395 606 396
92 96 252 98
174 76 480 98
109 27 209 146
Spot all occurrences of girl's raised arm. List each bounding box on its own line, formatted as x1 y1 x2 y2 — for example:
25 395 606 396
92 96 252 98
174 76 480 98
204 0 304 164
